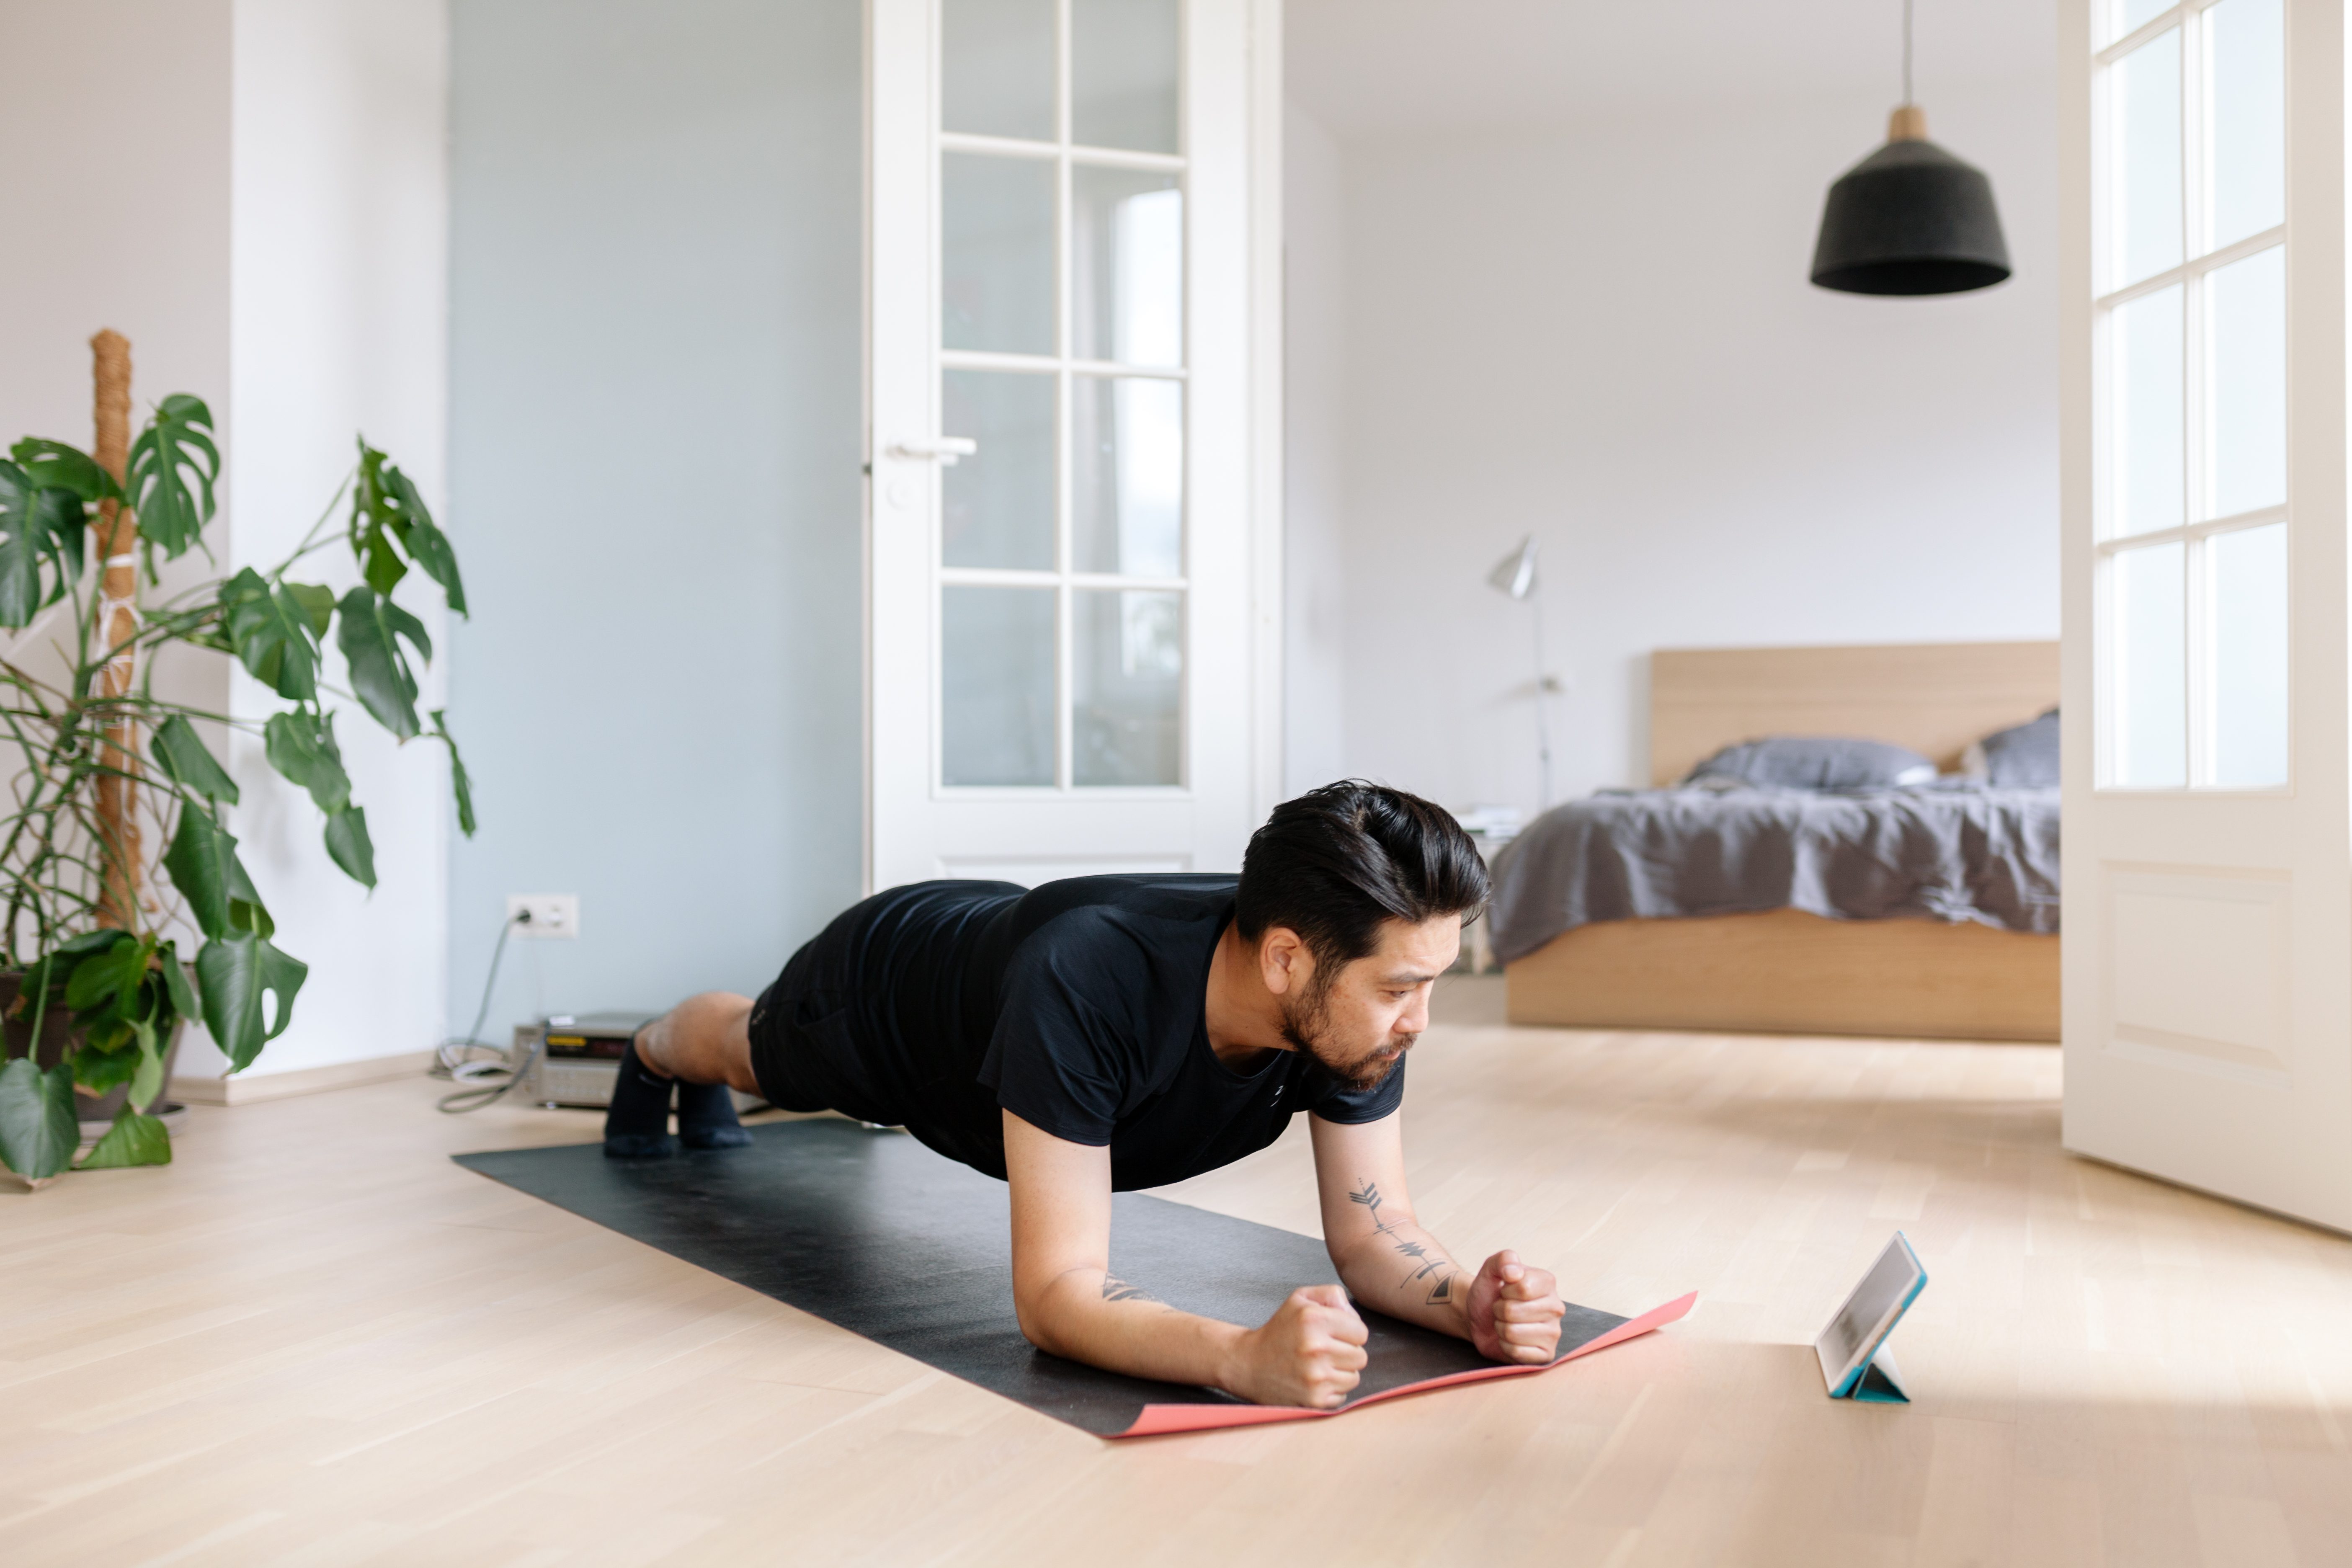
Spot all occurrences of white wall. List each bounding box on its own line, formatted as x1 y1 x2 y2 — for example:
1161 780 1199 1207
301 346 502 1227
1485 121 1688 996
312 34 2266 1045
0 0 451 1081
444 0 865 1034
0 0 231 465
194 0 454 1078
1282 102 1350 795
1287 78 2061 812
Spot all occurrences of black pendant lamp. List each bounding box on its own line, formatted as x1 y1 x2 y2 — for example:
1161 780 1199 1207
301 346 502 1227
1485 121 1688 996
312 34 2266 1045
1810 0 2010 296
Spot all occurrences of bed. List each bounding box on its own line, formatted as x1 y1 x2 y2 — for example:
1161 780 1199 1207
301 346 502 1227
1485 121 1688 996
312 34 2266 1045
1493 640 2061 1042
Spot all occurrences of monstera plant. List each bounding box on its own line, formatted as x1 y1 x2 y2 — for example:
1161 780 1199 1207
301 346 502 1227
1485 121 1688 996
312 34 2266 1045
0 370 473 1183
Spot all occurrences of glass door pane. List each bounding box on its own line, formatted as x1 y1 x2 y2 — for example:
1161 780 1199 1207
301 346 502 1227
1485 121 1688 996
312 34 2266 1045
1074 588 1181 784
944 0 1055 141
943 585 1058 785
2114 0 2172 40
2112 285 2184 536
944 370 1056 569
1073 166 1183 366
2206 245 2285 518
943 153 1056 353
2210 523 2287 786
2115 542 2188 787
2206 0 2285 250
1072 0 1179 152
2110 28 2183 291
1073 377 1183 575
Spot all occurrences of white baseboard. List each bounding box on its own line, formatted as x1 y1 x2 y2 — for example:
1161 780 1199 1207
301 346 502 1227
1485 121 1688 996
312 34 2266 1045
171 1050 436 1106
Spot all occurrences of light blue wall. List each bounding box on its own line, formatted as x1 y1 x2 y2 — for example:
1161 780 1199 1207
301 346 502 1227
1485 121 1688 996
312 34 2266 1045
447 0 864 1030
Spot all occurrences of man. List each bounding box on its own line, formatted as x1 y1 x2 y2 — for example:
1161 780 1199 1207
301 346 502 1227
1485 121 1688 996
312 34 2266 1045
606 781 1568 1409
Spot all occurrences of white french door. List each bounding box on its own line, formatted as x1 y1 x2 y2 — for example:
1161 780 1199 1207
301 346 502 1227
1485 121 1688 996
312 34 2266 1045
866 0 1280 892
2063 0 2352 1226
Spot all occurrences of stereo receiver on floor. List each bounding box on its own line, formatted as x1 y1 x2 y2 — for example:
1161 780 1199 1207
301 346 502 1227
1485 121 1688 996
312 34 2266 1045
512 1013 762 1113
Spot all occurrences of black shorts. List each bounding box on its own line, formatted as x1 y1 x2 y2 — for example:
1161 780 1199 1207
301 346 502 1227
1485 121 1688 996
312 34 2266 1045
745 921 889 1121
745 907 1010 1176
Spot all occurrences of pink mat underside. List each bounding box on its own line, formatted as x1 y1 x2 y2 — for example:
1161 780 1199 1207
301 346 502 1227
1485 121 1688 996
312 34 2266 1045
1111 1290 1698 1438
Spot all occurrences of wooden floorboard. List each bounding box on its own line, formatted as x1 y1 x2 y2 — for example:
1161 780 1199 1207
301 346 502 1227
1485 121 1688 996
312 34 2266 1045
4 977 2350 1567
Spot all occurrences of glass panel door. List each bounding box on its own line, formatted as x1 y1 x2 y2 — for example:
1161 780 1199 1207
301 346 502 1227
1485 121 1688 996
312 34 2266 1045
2095 0 2287 789
939 0 1187 792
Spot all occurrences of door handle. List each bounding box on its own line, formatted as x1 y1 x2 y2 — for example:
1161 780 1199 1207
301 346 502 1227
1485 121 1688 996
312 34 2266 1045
886 437 978 467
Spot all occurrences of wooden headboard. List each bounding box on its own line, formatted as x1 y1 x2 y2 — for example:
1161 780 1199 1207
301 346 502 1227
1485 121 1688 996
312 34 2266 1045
1648 640 2061 787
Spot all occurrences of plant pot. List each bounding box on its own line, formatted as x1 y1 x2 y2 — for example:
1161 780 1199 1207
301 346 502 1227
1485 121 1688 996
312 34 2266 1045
1 967 190 1123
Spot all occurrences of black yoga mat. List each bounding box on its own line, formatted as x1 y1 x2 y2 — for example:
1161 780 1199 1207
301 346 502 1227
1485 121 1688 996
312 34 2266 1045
454 1119 1687 1438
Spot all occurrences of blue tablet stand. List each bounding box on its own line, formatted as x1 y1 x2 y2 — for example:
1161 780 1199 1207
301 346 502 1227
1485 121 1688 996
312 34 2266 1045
1835 1345 1909 1404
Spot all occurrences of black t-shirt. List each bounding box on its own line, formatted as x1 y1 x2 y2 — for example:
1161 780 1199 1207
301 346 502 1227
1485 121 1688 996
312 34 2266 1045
784 874 1404 1189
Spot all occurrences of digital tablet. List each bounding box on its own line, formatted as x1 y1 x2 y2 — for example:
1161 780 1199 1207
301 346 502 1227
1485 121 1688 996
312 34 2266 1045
1813 1232 1926 1398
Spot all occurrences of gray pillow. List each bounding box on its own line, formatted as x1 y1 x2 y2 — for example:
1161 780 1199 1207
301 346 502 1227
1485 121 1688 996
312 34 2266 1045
1975 709 2059 788
1685 736 1937 792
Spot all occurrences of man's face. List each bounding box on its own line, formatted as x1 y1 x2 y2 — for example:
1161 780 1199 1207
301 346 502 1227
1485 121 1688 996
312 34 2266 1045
1274 916 1461 1090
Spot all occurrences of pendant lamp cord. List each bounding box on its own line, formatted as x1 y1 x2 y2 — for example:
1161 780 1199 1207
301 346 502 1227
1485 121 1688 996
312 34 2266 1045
1902 0 1915 105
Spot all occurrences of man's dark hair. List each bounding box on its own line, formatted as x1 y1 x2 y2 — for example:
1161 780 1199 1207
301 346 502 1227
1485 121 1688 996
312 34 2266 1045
1234 781 1491 972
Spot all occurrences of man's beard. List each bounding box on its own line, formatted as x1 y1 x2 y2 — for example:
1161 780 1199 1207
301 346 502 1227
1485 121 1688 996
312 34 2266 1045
1279 972 1416 1091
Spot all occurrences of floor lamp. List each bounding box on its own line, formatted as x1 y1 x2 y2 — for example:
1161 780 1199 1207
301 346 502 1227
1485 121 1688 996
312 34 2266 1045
1486 535 1555 810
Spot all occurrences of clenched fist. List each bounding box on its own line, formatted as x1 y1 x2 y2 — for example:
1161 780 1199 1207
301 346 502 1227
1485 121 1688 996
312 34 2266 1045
1228 1284 1370 1408
1465 1250 1565 1364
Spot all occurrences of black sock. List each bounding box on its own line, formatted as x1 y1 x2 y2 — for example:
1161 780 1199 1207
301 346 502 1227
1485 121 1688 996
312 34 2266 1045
602 1040 678 1159
676 1079 753 1150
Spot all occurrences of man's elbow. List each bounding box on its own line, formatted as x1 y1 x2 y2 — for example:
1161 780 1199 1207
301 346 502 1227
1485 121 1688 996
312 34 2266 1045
1012 1280 1075 1356
1327 1240 1384 1289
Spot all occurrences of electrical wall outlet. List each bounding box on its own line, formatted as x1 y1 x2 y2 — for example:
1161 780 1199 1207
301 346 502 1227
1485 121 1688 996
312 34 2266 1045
507 894 579 939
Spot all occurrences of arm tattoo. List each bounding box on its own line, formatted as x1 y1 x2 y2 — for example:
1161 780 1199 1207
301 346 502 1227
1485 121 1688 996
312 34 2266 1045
1352 1178 1460 1305
1100 1275 1161 1305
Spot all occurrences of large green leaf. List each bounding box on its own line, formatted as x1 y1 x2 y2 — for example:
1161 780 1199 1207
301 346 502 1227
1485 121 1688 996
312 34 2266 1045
262 710 350 813
160 944 199 1026
336 586 429 739
389 467 466 614
196 933 307 1071
284 580 336 637
0 1058 79 1180
71 1037 141 1095
78 1109 170 1169
162 808 270 941
323 806 376 889
351 444 467 615
125 1019 164 1112
431 709 477 836
351 444 408 596
54 929 129 959
150 715 240 805
64 931 147 1012
124 394 219 559
221 569 324 700
0 461 46 626
8 438 115 503
0 462 84 627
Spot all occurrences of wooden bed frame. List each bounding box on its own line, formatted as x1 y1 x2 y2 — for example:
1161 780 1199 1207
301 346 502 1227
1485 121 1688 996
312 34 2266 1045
1504 640 2061 1042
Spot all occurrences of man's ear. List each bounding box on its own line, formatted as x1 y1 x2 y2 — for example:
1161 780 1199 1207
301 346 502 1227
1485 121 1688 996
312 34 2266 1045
1259 926 1311 998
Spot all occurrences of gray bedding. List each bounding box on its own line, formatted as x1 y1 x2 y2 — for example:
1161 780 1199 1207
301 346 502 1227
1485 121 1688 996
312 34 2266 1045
1485 781 2061 963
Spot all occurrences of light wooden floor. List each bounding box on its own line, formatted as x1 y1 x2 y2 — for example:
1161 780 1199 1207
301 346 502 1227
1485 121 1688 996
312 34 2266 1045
7 977 2352 1568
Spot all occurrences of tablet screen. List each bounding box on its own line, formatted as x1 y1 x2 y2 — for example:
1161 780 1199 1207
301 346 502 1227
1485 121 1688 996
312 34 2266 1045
1816 1233 1925 1392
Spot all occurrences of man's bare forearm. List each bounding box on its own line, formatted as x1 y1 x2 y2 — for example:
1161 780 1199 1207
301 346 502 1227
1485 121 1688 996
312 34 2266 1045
1331 1178 1473 1337
1023 1267 1247 1391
